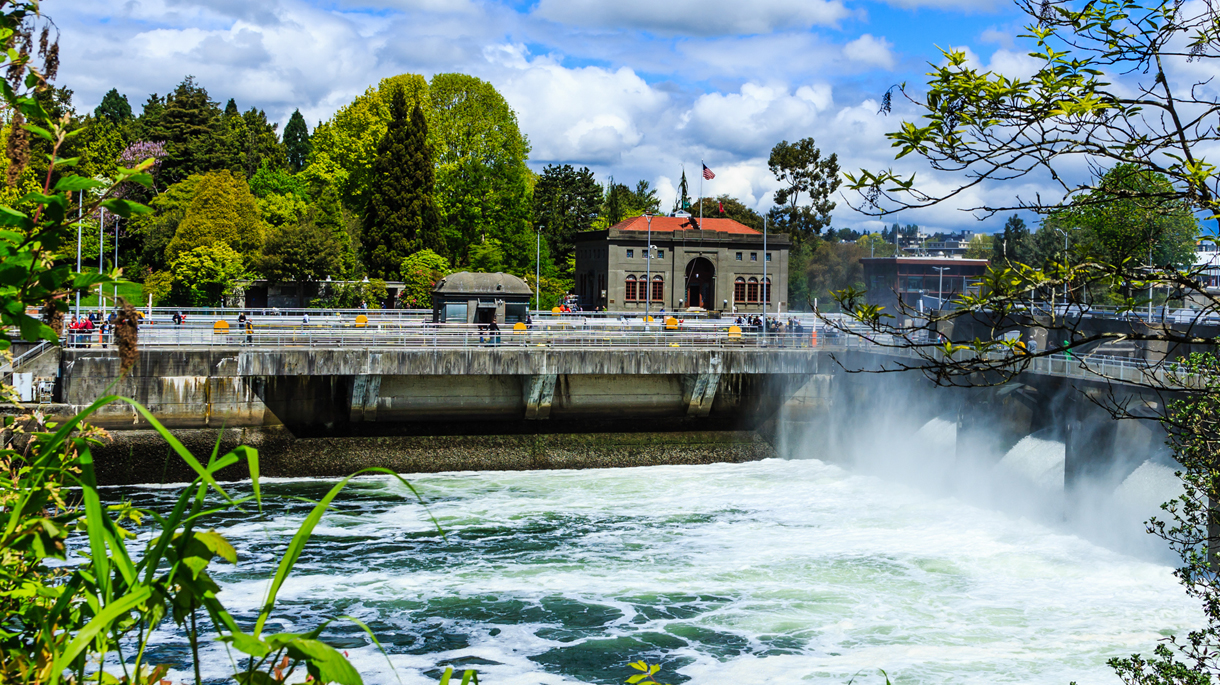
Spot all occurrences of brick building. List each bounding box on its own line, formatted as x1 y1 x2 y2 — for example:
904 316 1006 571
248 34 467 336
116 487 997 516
573 216 790 312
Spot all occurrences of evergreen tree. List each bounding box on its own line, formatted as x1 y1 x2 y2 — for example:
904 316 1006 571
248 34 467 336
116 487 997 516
165 169 265 267
361 92 438 280
672 169 692 214
283 109 311 172
237 107 286 177
154 77 227 183
223 98 239 119
129 94 165 142
533 164 600 272
94 88 132 124
991 215 1034 266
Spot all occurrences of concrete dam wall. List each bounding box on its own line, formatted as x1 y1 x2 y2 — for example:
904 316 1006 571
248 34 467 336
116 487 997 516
40 347 1167 489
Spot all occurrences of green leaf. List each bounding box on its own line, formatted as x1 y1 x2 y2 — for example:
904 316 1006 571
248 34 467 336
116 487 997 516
219 630 271 658
99 198 152 218
50 586 153 683
53 175 107 192
286 638 363 685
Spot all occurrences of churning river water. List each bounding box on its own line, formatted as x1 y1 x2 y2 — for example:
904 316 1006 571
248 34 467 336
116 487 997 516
118 458 1198 685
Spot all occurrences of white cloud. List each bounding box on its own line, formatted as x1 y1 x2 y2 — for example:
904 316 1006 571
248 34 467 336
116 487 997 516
488 46 671 165
843 34 895 70
532 0 850 36
683 83 833 156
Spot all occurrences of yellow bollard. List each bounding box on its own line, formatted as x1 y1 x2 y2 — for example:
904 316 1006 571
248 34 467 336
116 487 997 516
355 314 369 328
213 320 230 335
727 325 742 340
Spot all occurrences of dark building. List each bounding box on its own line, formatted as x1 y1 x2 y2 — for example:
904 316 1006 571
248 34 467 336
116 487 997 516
573 216 790 312
432 271 533 324
862 257 989 312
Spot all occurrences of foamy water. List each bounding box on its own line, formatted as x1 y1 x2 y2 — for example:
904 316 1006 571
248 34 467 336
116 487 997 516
116 458 1197 685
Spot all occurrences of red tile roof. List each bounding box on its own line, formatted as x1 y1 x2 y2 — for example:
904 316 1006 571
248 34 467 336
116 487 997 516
610 215 760 235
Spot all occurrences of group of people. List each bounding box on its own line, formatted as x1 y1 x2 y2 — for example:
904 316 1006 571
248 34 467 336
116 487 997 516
734 315 806 344
67 313 108 347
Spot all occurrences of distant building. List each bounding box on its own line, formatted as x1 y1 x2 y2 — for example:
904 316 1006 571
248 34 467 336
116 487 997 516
432 271 532 324
1196 240 1220 288
861 256 990 311
573 215 790 312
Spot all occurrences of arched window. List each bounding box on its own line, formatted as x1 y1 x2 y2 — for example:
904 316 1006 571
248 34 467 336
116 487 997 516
651 275 664 302
734 277 746 303
625 276 637 301
747 277 759 303
764 277 771 303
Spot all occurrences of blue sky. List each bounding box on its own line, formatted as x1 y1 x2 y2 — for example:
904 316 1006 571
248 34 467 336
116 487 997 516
60 0 1037 233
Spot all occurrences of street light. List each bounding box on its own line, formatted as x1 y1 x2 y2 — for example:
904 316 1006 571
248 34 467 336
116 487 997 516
645 214 652 329
535 225 542 312
1054 227 1070 306
932 266 949 308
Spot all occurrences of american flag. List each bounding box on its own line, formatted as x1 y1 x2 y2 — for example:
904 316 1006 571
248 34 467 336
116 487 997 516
702 163 715 180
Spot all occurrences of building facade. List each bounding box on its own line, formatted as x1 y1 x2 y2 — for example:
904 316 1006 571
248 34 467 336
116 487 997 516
573 216 790 313
861 257 990 311
432 272 532 324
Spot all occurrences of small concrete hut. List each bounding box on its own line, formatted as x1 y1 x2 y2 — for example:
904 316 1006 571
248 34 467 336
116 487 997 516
431 272 533 324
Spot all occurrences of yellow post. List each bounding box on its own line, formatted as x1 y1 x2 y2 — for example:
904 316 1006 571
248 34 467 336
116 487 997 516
213 320 230 335
355 314 369 327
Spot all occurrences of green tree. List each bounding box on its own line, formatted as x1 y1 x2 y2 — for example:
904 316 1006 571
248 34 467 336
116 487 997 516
689 195 764 230
991 216 1034 267
250 163 308 199
857 232 898 258
308 183 359 278
170 242 247 306
258 193 308 229
399 248 452 308
768 137 840 243
428 73 533 268
284 108 311 172
75 117 127 180
153 76 227 183
534 164 601 268
308 73 429 210
361 92 438 280
468 238 506 272
165 170 264 266
130 174 205 275
963 234 994 260
258 218 346 304
94 88 132 125
805 238 868 308
1051 164 1198 270
235 107 287 178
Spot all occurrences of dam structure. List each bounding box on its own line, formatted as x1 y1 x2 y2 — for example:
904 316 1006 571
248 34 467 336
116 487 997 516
11 313 1178 488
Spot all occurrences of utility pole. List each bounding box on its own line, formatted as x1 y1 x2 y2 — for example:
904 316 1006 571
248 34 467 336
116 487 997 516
932 266 949 309
762 214 768 319
535 226 541 312
645 214 652 329
98 207 105 313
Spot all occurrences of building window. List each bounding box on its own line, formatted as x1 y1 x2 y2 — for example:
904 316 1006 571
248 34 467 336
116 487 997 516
765 253 772 262
736 252 743 261
657 249 664 259
750 253 758 261
764 277 771 303
651 276 664 302
625 276 637 301
626 249 634 259
747 277 759 303
734 277 746 303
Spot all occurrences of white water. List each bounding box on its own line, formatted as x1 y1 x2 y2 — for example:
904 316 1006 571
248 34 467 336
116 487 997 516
128 458 1198 685
995 435 1066 492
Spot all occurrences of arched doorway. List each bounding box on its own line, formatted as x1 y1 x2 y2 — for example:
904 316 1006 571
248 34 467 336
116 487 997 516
684 257 715 309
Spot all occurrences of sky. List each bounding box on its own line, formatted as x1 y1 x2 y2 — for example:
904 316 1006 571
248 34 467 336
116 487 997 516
58 0 1043 234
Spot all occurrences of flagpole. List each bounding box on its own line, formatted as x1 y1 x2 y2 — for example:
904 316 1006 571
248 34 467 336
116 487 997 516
698 160 703 230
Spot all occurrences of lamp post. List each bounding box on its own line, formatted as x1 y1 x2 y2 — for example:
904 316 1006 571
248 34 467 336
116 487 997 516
645 214 652 328
1055 227 1070 305
762 214 767 319
75 195 81 322
932 266 949 308
98 207 105 314
535 225 541 312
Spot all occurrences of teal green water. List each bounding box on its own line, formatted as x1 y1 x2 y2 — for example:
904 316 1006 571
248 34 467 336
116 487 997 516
121 459 1196 684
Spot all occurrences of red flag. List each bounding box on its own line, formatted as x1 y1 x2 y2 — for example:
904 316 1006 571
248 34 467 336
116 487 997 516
702 163 715 180
718 200 723 214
